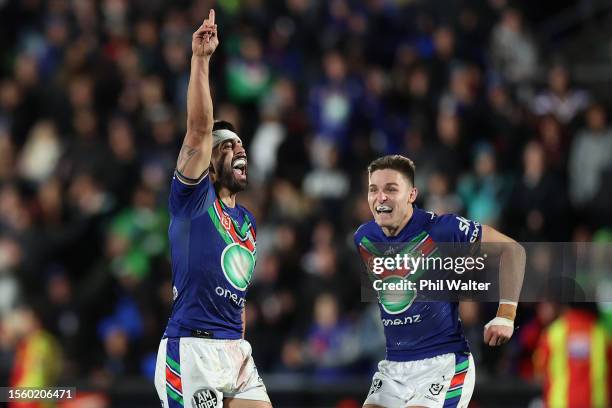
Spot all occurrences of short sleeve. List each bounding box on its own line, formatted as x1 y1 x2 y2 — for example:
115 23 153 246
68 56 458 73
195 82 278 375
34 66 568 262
168 171 216 218
431 214 482 244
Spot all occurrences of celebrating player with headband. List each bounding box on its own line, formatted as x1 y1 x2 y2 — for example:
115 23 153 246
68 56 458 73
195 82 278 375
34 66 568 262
154 10 272 408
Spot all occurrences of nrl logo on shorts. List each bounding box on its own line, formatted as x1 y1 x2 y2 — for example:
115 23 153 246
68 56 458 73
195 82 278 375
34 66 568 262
368 378 382 396
191 388 219 408
429 383 443 396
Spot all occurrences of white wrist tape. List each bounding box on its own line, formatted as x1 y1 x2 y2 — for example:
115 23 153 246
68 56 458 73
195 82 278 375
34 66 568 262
485 316 514 330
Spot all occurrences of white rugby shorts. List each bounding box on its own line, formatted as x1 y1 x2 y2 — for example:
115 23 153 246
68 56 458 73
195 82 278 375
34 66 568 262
154 337 270 408
364 352 475 408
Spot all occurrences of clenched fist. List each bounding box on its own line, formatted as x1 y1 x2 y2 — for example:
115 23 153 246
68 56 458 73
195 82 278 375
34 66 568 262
484 316 514 346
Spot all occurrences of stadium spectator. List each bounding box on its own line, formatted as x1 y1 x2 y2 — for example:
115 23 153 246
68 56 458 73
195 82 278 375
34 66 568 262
517 302 558 381
532 64 590 125
490 8 538 85
0 1 610 404
302 293 356 380
506 140 569 241
423 171 462 216
6 304 62 405
534 303 612 408
308 50 361 162
569 103 612 216
536 114 569 178
458 144 510 226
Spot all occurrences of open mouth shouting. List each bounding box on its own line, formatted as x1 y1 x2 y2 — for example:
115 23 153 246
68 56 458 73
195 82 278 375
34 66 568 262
232 156 247 180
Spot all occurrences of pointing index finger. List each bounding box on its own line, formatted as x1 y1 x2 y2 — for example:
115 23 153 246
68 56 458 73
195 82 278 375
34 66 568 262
209 9 215 25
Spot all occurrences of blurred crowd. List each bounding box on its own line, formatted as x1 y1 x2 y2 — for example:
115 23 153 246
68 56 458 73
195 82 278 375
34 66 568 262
1 0 612 396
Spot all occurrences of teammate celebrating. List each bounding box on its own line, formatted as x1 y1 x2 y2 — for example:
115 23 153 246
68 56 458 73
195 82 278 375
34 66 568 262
154 10 272 408
355 155 525 408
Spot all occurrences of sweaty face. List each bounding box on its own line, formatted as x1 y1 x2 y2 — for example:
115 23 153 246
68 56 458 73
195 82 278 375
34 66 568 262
211 139 248 193
368 169 416 234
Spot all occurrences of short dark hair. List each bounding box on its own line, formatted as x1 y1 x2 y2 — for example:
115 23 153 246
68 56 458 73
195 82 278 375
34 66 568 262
213 120 237 133
368 155 416 186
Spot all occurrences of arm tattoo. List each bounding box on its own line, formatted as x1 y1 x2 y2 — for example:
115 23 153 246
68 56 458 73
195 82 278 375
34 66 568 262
177 144 200 173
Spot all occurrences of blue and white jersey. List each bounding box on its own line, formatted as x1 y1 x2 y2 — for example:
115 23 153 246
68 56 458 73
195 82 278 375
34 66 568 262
354 207 482 361
164 173 256 339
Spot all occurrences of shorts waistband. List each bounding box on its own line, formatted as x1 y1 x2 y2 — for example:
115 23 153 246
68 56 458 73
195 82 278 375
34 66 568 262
187 330 243 342
179 337 245 345
191 329 215 339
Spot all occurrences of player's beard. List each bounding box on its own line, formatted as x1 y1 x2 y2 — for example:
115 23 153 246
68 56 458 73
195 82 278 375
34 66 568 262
215 160 247 193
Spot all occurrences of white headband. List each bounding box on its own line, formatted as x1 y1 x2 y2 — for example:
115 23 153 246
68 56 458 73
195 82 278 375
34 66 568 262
212 129 242 147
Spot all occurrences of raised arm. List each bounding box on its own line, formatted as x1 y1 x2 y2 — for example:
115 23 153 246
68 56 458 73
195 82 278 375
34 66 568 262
176 10 219 183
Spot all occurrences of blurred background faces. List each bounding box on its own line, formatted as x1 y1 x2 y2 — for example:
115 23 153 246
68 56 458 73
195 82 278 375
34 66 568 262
1 0 612 406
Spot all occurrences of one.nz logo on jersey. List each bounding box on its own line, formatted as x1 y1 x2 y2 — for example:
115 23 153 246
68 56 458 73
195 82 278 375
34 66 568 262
191 388 219 408
221 243 255 291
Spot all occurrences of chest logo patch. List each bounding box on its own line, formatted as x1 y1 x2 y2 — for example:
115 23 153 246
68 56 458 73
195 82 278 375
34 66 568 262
221 214 232 230
221 243 255 291
379 275 416 315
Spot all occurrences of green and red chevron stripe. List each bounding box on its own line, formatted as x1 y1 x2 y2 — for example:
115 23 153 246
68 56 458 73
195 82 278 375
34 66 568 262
358 232 439 280
443 356 470 407
165 355 184 406
208 199 256 253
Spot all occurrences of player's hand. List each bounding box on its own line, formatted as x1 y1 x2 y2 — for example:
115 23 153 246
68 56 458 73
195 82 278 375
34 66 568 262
192 9 218 58
483 317 514 346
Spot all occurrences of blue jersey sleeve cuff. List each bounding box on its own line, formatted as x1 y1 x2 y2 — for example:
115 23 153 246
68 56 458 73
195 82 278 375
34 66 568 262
175 169 209 186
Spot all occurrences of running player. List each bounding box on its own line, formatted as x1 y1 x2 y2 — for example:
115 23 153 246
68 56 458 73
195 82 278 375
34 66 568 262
355 155 525 408
154 10 272 408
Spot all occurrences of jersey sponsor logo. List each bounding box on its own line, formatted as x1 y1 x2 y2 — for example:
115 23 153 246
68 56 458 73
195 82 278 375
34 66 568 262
381 313 422 326
368 378 383 396
172 286 178 301
221 243 255 291
470 222 480 243
456 216 471 236
379 275 416 315
456 216 480 243
359 233 436 315
191 388 219 408
215 286 246 307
